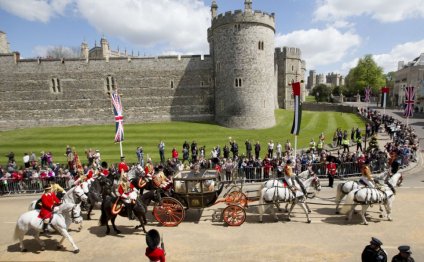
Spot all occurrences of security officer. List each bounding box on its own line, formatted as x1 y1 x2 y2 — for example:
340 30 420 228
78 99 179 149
392 245 414 262
361 237 387 262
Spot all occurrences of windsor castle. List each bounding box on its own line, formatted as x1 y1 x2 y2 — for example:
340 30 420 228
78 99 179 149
0 0 305 131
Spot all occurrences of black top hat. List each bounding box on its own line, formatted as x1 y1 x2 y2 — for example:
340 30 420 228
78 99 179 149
370 237 383 246
120 156 125 160
43 185 52 191
146 229 161 249
101 161 108 169
398 245 411 254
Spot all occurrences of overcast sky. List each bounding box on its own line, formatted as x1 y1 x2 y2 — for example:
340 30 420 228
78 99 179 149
1 0 424 75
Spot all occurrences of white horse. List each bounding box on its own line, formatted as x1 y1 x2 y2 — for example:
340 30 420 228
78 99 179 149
334 172 402 214
258 176 320 223
340 174 401 225
14 202 83 253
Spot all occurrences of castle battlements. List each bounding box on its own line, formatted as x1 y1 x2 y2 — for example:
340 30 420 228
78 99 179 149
211 9 275 31
275 47 302 59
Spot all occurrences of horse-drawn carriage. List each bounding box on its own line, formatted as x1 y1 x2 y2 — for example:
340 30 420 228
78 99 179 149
151 169 248 227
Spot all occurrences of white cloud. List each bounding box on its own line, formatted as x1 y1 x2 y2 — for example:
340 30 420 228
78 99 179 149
0 0 72 23
275 27 361 69
342 39 424 73
314 0 424 23
75 0 210 53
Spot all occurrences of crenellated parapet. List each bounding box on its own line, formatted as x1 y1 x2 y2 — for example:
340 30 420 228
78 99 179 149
211 9 275 32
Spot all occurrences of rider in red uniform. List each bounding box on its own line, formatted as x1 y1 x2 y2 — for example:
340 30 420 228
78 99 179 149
38 185 61 233
117 172 136 219
100 161 109 177
118 156 129 173
145 229 166 262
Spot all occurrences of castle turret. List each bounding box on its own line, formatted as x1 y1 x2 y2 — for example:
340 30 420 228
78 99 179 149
275 47 304 108
80 41 89 60
211 1 218 19
0 31 10 54
244 0 252 12
209 0 276 129
100 37 110 60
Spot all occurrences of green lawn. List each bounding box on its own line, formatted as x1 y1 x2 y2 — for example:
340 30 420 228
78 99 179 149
0 110 364 166
305 96 316 102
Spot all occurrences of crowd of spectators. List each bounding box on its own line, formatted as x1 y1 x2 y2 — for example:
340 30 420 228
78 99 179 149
0 108 419 194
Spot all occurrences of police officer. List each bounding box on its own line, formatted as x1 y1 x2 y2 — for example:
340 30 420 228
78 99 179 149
392 245 414 262
361 237 387 262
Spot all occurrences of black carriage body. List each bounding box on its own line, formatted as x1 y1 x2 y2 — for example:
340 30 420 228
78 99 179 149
172 170 224 209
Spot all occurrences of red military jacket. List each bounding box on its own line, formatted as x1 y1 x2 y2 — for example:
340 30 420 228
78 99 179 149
118 182 135 196
86 169 94 180
326 162 337 176
38 192 60 219
118 162 129 173
101 169 109 177
145 247 166 262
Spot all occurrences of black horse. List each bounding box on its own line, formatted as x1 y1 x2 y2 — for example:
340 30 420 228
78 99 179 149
99 195 147 235
85 175 114 220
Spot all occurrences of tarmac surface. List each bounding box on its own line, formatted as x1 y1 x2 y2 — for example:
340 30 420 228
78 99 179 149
1 106 423 262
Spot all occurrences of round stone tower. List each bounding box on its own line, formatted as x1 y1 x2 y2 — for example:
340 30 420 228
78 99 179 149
208 0 276 129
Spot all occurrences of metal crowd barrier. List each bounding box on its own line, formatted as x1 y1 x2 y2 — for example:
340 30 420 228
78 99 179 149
220 161 387 183
0 177 69 196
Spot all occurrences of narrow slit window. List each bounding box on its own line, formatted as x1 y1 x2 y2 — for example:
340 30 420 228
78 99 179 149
51 78 61 93
171 80 174 89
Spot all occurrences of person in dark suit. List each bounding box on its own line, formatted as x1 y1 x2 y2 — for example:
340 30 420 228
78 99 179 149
361 237 387 262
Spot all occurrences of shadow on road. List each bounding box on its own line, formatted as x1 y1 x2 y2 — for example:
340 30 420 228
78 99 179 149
7 238 76 254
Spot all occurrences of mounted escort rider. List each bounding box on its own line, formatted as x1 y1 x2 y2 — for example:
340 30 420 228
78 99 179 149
39 184 61 233
283 159 306 195
117 171 137 220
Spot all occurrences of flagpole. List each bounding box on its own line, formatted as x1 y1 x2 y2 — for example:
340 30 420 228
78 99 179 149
119 141 123 158
294 135 297 159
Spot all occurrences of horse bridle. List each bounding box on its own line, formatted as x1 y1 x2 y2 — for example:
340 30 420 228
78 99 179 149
71 205 82 221
75 188 87 201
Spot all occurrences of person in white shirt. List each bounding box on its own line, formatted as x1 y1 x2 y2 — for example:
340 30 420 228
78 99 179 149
267 140 274 158
23 153 30 168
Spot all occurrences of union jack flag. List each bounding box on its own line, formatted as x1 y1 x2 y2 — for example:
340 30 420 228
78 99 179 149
111 91 124 142
404 86 415 118
364 86 371 103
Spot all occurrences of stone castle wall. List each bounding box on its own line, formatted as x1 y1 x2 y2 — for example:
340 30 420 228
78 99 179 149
0 55 214 130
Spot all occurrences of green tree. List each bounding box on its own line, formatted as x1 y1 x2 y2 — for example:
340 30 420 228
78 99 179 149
311 84 333 102
332 85 344 96
345 55 386 97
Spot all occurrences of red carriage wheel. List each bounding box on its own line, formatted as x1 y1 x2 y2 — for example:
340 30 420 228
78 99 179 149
222 205 246 226
225 191 248 207
153 197 185 227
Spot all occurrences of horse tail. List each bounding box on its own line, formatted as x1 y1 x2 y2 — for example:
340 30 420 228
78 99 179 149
13 219 25 242
340 190 356 215
335 183 344 203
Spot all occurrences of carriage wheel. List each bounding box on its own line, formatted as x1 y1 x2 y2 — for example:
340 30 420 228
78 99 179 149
225 191 248 207
222 205 246 226
153 197 185 227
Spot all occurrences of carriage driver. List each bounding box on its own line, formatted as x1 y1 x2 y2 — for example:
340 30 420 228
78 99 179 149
359 160 376 188
284 159 297 192
117 171 136 220
38 184 61 233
